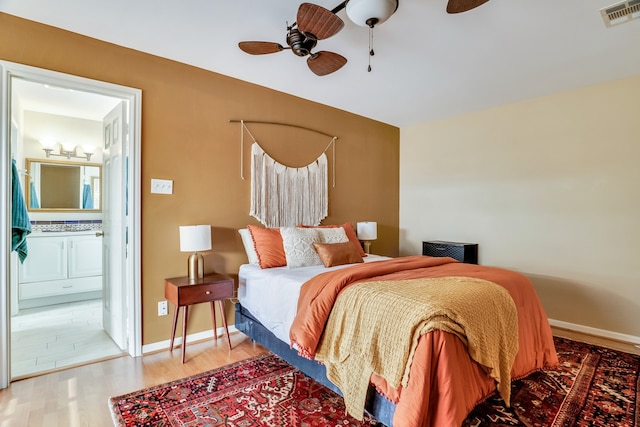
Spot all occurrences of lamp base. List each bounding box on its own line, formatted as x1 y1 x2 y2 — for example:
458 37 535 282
363 241 372 254
187 252 204 282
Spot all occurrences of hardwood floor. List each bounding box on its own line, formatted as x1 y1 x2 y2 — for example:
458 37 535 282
0 332 268 427
551 326 640 355
0 329 637 426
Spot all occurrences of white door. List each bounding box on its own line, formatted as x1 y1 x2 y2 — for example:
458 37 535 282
102 102 127 350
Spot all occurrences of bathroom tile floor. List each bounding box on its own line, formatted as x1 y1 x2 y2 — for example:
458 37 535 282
10 299 126 379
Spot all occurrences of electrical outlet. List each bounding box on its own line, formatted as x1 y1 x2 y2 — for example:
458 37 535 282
151 178 173 194
158 301 168 316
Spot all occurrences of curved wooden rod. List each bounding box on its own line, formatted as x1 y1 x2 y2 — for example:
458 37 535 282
229 119 338 140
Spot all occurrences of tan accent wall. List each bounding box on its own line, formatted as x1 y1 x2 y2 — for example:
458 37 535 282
400 75 640 339
0 13 399 345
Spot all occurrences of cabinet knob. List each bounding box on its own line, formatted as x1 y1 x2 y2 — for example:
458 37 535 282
205 291 211 295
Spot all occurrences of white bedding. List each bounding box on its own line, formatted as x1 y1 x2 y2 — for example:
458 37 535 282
238 254 389 344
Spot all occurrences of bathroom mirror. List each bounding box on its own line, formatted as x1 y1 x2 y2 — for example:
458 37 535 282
25 158 102 212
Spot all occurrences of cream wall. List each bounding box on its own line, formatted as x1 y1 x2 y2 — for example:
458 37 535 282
400 75 640 340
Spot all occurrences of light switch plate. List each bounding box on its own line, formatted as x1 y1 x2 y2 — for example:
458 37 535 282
151 178 173 194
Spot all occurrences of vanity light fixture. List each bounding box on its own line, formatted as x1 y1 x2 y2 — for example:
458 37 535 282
82 144 96 158
40 139 94 161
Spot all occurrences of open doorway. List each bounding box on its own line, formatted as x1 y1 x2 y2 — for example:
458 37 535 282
0 61 142 387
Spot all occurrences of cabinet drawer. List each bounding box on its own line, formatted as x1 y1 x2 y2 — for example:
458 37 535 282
20 276 102 299
422 241 478 264
177 281 234 305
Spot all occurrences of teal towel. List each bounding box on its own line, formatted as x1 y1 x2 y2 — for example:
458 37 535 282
11 159 31 263
82 183 93 209
29 181 40 208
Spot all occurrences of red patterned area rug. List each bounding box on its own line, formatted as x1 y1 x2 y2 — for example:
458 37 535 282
463 336 640 427
109 353 382 426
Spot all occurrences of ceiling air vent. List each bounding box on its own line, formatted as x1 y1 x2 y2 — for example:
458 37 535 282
600 0 640 27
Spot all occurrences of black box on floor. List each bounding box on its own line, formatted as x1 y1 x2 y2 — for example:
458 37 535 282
422 241 478 264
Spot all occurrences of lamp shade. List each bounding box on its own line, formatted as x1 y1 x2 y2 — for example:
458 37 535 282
179 225 212 252
40 138 57 149
61 142 76 152
346 0 399 27
357 222 378 240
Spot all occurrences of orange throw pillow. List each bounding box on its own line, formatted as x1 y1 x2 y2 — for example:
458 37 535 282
247 225 286 269
313 242 364 267
298 222 366 257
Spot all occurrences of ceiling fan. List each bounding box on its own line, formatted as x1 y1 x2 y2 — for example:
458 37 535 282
239 3 348 76
446 0 490 14
238 0 490 76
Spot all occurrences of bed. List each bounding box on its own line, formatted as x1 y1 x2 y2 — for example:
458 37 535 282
235 226 558 427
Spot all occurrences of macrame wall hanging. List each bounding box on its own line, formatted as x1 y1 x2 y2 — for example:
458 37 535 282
231 120 337 228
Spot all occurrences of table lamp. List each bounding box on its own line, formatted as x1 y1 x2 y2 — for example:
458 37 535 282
357 221 377 254
179 225 212 281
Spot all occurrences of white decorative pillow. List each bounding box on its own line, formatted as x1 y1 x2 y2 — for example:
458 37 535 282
238 228 259 265
280 227 322 268
316 227 349 244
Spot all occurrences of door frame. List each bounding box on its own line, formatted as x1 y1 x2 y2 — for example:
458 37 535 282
0 60 142 388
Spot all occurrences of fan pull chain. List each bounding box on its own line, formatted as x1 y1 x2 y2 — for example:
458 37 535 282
368 26 375 72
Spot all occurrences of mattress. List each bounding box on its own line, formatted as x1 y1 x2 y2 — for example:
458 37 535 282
238 254 389 344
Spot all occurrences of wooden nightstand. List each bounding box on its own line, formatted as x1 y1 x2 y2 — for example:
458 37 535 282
164 273 234 363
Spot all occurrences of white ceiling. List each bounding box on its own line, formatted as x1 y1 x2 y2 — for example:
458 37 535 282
2 0 639 127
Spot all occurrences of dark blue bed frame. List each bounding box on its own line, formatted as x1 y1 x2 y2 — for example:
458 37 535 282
234 303 394 426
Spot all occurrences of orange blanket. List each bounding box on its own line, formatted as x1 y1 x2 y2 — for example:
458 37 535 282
289 256 558 427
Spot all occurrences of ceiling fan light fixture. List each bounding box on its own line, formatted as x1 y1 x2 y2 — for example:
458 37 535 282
346 0 399 27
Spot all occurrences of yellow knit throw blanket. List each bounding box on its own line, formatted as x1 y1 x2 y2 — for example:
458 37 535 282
315 276 519 420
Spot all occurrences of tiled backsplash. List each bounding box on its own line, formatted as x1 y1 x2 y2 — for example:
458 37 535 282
30 220 103 232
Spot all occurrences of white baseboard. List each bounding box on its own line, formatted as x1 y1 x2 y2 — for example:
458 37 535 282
142 325 239 354
548 318 640 347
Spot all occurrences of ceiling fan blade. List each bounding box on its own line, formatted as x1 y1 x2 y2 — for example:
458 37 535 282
297 3 345 40
446 0 490 13
307 51 347 76
238 41 285 55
